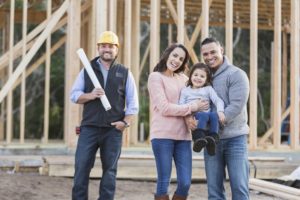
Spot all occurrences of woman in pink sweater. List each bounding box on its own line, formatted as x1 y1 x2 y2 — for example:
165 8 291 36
148 44 205 200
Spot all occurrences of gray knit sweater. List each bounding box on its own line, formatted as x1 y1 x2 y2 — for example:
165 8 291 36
212 56 250 139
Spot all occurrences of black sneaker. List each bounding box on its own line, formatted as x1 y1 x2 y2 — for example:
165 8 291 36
205 136 216 156
193 138 208 152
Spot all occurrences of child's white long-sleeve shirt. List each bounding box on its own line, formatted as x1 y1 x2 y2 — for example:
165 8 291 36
179 85 224 112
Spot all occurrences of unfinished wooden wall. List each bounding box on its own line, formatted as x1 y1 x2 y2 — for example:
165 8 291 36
0 0 299 150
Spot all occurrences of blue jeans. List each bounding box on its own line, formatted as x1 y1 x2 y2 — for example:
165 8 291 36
151 139 192 197
204 135 249 200
72 126 123 200
195 112 219 134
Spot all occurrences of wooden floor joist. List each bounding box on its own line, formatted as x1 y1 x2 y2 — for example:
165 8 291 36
249 178 300 200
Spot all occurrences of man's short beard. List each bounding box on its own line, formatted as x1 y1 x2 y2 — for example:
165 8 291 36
100 55 114 62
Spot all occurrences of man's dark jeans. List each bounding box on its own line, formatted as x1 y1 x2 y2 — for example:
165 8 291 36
72 126 123 200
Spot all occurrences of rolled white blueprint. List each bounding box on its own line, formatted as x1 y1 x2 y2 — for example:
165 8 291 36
76 48 112 111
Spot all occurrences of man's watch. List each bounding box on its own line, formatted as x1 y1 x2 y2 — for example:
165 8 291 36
121 120 130 128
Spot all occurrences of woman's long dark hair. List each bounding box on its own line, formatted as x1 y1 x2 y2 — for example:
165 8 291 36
186 63 212 87
153 43 190 73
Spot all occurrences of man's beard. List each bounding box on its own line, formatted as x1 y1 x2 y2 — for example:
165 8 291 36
100 53 114 62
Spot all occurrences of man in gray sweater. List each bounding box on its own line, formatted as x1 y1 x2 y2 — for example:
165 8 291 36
200 37 250 200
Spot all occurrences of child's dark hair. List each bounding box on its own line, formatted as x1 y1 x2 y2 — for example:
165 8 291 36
153 43 190 73
186 63 212 87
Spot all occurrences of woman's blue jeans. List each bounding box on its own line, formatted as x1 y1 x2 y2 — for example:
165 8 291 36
72 126 123 200
204 135 249 200
151 139 192 197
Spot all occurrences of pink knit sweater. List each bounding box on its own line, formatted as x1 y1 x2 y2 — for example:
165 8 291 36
147 72 192 141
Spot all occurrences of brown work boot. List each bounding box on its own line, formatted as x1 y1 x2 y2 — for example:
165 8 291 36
172 194 187 200
155 194 170 200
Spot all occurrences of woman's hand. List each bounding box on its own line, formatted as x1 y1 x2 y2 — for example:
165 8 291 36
190 99 210 112
185 115 197 130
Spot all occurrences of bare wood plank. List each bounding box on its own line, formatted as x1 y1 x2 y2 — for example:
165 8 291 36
165 0 198 63
289 0 300 149
43 0 52 144
272 0 282 147
139 42 150 77
150 0 160 72
109 0 117 32
6 0 15 144
201 0 209 42
282 31 288 110
0 15 68 73
190 0 212 48
0 1 69 102
149 0 160 144
0 102 4 141
130 0 140 145
0 16 68 70
124 0 132 68
177 0 184 44
64 0 80 148
249 184 299 200
13 37 66 89
20 0 28 144
0 9 46 24
168 24 173 45
123 0 132 147
226 0 233 62
88 0 97 57
96 0 108 36
249 178 300 196
258 107 290 145
249 0 258 150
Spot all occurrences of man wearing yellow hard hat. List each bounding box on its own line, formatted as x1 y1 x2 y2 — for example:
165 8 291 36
70 31 139 200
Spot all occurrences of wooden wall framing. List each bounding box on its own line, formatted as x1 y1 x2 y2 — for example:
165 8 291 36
0 0 299 150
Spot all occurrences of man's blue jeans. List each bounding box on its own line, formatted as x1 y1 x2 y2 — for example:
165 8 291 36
151 139 192 197
204 135 249 200
72 126 122 200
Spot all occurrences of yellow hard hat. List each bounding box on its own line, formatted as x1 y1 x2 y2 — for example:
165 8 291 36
97 31 119 47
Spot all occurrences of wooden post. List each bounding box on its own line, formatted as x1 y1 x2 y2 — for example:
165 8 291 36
109 0 117 33
64 0 80 148
117 0 124 62
96 0 108 37
272 0 282 148
168 24 173 45
43 0 51 144
201 0 209 42
88 0 96 57
150 0 160 72
0 102 4 141
270 42 274 126
123 0 132 146
128 0 140 145
226 0 233 62
165 0 198 63
177 0 184 44
0 2 68 103
0 19 50 68
289 0 300 149
282 31 288 110
20 0 28 144
6 0 15 144
249 0 258 149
